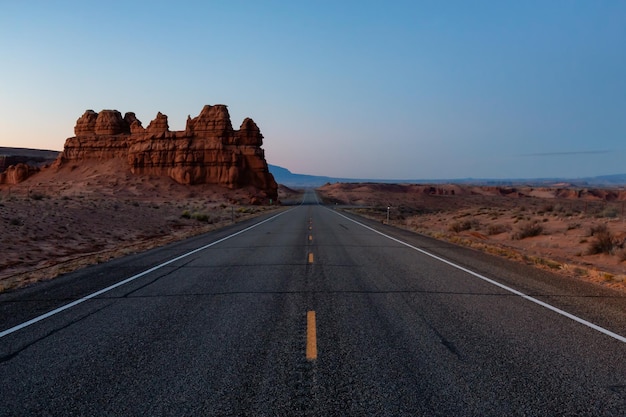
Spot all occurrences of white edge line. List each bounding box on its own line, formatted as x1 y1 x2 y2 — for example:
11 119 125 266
0 209 293 339
330 208 626 344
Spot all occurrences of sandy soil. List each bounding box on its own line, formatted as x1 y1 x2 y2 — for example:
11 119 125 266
317 182 626 291
0 160 298 292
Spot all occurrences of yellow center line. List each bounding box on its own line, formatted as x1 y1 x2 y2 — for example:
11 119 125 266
308 252 314 263
306 311 317 361
308 235 313 242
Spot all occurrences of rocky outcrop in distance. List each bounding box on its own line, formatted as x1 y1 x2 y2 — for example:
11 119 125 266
0 148 60 185
0 163 40 184
54 104 277 200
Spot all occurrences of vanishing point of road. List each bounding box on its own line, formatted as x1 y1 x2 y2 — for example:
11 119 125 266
2 190 626 416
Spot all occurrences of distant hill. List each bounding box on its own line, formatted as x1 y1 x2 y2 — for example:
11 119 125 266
0 147 60 172
269 164 626 188
585 174 626 186
268 165 337 187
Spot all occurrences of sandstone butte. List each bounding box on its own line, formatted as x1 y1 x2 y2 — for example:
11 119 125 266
2 104 278 201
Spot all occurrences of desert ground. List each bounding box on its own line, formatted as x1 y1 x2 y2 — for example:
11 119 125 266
317 182 626 291
0 160 298 292
3 166 626 294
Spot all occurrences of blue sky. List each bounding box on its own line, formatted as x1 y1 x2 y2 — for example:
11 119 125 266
1 1 624 180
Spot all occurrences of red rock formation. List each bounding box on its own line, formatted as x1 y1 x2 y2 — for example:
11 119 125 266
95 110 130 135
0 163 39 185
185 104 233 137
238 118 264 146
55 104 278 200
74 110 98 136
145 112 169 136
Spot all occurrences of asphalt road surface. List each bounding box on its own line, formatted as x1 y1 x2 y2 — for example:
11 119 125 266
2 190 626 416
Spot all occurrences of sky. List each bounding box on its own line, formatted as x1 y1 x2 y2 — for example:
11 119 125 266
1 1 624 180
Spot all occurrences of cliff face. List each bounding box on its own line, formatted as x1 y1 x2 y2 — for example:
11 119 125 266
56 104 277 199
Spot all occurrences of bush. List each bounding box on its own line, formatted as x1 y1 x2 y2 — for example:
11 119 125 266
487 224 509 235
449 220 473 233
448 220 480 233
513 222 543 240
192 213 210 222
589 224 609 237
567 223 581 231
595 206 619 218
587 224 615 255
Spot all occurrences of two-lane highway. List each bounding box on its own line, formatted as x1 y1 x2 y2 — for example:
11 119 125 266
2 190 626 415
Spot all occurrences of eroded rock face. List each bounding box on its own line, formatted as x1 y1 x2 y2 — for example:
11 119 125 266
56 104 278 200
186 104 233 137
95 110 130 135
238 118 263 146
0 163 39 185
74 110 98 136
145 112 169 136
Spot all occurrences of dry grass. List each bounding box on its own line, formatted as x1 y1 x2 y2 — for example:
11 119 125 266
512 222 544 240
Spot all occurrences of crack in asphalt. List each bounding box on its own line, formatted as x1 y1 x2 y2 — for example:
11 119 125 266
0 303 113 364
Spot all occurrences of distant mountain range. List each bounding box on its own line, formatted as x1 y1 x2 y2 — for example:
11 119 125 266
269 165 626 188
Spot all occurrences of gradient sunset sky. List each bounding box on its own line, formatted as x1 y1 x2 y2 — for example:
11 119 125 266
1 1 624 180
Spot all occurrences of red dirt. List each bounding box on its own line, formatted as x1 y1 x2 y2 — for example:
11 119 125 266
0 160 296 292
317 182 626 291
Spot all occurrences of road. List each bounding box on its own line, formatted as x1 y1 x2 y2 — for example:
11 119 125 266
1 189 626 416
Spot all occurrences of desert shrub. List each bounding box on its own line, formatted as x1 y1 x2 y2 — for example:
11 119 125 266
512 222 543 240
598 206 619 218
181 210 192 219
534 257 561 270
602 273 615 282
573 267 588 276
589 224 609 237
9 218 21 226
449 220 473 233
567 223 581 230
487 224 509 235
587 224 615 255
191 212 212 223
